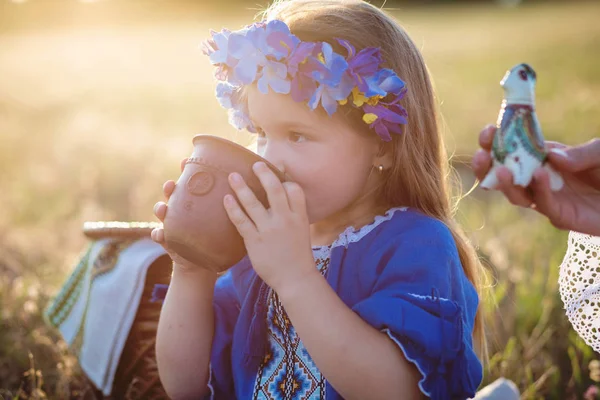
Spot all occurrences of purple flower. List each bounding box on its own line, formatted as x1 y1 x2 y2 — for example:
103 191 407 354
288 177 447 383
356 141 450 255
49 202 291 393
291 71 318 103
337 39 382 93
287 41 317 75
288 42 322 102
362 102 408 141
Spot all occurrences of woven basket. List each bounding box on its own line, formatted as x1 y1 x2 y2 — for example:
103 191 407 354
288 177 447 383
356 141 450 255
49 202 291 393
79 222 171 400
82 221 162 241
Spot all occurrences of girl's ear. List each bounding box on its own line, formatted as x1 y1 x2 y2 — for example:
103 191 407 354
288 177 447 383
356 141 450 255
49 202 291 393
373 141 394 170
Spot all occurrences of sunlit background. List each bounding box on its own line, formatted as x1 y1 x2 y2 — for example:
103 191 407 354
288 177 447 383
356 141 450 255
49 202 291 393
0 0 598 398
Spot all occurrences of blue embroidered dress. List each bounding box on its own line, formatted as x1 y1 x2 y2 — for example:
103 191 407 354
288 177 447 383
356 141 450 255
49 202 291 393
205 207 483 399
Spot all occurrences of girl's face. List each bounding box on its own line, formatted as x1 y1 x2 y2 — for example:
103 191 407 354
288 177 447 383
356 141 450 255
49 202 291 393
247 85 383 225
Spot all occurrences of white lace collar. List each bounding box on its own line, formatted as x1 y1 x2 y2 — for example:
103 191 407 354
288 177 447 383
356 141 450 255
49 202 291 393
312 207 408 253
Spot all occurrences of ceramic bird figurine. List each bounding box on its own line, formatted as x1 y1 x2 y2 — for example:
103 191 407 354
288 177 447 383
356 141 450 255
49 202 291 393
480 63 564 191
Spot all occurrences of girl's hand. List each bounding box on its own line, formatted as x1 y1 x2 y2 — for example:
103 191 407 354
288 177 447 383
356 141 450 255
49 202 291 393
224 161 317 294
151 158 214 272
472 125 600 236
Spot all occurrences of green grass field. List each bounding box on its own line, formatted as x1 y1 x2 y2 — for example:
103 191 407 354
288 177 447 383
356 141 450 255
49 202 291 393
0 1 599 398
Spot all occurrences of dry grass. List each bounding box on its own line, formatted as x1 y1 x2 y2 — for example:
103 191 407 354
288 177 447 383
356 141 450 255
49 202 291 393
0 0 599 398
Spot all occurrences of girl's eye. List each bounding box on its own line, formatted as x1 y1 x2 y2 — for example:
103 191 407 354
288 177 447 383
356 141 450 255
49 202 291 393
289 132 306 143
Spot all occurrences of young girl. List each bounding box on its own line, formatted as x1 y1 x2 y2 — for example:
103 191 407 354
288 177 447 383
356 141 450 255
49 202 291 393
152 0 486 398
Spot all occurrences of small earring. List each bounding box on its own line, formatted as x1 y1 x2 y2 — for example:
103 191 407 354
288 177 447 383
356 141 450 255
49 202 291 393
377 164 384 173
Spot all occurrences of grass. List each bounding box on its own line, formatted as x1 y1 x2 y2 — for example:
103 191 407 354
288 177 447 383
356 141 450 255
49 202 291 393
0 0 599 398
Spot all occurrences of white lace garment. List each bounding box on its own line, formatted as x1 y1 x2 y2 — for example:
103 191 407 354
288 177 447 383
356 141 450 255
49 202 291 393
558 231 600 352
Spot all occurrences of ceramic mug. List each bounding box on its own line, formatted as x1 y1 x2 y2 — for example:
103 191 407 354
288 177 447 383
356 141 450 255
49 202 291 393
162 134 287 273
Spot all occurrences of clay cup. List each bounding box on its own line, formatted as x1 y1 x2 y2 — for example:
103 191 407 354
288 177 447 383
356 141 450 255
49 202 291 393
162 134 287 273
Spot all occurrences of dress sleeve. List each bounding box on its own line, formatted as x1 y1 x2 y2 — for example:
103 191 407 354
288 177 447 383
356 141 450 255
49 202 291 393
351 229 483 399
559 231 600 352
205 262 249 399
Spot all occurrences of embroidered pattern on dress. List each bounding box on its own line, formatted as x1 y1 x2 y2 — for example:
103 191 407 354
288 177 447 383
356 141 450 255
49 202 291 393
252 247 331 400
559 231 600 352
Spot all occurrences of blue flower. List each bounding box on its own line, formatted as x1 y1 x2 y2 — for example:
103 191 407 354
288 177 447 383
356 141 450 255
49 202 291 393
229 107 255 133
202 29 231 65
257 60 291 94
311 42 348 87
227 25 269 85
308 42 351 114
364 68 406 97
215 82 236 108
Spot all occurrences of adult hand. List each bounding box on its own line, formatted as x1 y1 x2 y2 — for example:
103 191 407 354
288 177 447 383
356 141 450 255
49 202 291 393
472 125 600 236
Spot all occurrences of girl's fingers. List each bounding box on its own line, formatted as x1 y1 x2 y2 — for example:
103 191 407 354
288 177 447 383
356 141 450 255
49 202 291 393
151 228 165 243
180 157 188 172
154 202 168 221
223 194 257 238
496 167 535 208
228 172 269 223
253 162 290 213
163 180 176 198
283 182 307 215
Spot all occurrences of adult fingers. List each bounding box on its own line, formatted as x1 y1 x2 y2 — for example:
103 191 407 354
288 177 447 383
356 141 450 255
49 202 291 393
528 168 566 228
495 167 535 208
548 138 600 173
478 124 497 151
472 149 493 182
163 180 176 199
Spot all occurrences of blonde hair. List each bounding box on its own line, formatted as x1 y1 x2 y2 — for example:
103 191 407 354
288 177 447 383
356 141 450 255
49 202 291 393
261 0 487 359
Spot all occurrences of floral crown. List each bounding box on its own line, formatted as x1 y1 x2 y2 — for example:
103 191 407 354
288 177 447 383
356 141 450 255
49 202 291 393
201 19 408 142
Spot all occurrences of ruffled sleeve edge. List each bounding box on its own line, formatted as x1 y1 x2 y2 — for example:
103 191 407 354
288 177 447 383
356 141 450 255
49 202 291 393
382 328 433 397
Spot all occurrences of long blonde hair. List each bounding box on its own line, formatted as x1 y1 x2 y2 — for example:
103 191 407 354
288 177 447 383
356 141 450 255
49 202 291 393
261 0 487 359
